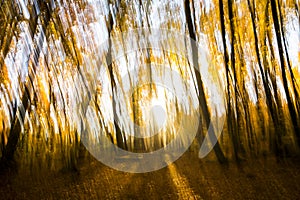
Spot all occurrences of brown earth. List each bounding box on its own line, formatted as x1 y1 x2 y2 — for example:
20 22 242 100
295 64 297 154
0 150 300 200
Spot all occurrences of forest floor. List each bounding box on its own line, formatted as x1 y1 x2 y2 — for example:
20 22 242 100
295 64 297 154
0 149 300 200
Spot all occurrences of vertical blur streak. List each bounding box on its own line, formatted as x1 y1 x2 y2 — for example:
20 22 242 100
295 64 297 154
0 0 299 171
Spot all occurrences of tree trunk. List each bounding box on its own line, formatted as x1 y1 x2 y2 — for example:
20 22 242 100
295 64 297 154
185 0 227 163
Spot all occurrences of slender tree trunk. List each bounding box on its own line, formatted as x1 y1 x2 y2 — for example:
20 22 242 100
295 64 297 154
185 0 227 163
106 0 127 150
270 0 300 145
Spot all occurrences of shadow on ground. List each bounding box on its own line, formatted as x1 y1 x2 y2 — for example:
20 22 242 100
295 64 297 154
0 149 300 199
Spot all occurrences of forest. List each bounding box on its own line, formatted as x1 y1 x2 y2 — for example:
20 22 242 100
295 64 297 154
0 0 299 199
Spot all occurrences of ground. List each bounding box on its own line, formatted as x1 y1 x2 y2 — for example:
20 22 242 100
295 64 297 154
0 150 300 199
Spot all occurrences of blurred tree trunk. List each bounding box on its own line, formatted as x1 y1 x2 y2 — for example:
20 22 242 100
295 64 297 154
185 0 227 163
270 0 300 145
1 1 50 164
106 0 127 150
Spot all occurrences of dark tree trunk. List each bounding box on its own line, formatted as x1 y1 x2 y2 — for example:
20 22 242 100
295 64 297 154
106 0 127 150
270 0 300 145
185 0 227 163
